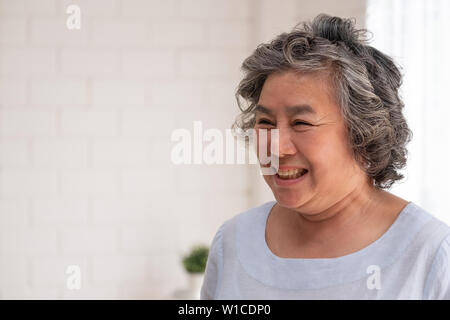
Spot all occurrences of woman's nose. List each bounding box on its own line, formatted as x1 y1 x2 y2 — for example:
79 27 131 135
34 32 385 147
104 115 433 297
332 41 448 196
273 127 296 158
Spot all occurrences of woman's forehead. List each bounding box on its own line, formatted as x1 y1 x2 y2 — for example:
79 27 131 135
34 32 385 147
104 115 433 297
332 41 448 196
255 104 316 117
257 71 338 115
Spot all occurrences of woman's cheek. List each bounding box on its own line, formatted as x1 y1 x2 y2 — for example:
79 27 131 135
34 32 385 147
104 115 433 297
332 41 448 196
300 135 337 181
316 142 352 185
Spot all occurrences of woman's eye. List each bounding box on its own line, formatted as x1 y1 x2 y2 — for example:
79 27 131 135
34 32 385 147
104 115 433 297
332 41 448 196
293 121 310 126
257 119 274 125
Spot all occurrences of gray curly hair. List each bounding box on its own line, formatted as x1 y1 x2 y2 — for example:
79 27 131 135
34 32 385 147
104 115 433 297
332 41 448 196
233 14 412 189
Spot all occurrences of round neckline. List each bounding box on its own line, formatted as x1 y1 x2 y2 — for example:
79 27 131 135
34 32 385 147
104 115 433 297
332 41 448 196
261 200 413 262
235 199 431 290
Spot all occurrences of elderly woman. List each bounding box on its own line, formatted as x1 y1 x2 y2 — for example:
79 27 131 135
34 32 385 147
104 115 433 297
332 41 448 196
200 14 450 299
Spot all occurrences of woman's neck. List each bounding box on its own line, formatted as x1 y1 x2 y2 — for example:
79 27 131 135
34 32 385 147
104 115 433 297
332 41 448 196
267 186 408 258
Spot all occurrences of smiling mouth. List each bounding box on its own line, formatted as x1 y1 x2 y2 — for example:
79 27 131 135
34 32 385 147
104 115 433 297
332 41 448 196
276 168 308 180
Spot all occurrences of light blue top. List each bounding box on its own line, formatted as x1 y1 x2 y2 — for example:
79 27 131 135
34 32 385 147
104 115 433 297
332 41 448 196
200 201 450 299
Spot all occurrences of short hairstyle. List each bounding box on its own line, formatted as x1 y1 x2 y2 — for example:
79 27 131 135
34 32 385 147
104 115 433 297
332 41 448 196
233 14 412 189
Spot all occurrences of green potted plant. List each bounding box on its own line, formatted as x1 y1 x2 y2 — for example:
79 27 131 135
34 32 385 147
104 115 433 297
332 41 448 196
182 244 209 299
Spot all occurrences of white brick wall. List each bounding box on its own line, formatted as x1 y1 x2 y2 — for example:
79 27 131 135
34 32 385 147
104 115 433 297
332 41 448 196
0 199 29 226
61 227 118 254
179 0 251 19
0 48 57 75
0 0 57 16
0 78 28 105
61 49 119 76
121 50 176 78
92 196 167 224
179 50 247 78
60 170 119 195
30 17 90 46
31 197 89 226
32 138 88 168
121 0 176 18
60 110 119 137
0 226 59 255
60 0 119 17
31 78 88 106
0 0 366 299
91 138 149 168
0 170 59 196
91 19 148 46
151 21 206 47
0 18 27 45
0 138 30 167
91 80 147 107
0 110 58 136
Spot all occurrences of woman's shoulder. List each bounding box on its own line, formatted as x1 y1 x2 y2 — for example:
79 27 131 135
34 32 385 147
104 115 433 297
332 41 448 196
396 202 450 249
233 200 277 224
211 201 276 242
211 200 276 250
404 202 450 235
418 207 450 299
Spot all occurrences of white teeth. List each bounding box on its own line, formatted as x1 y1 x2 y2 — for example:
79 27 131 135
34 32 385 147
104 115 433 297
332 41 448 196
277 168 307 180
278 169 300 176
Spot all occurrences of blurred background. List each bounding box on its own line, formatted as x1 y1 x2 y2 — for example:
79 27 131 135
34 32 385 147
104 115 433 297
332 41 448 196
0 0 448 299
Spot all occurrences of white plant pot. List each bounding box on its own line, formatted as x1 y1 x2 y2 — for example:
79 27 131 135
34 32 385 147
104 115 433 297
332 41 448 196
187 273 204 299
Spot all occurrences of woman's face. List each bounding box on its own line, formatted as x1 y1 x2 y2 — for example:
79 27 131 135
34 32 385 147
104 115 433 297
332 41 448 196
255 70 368 212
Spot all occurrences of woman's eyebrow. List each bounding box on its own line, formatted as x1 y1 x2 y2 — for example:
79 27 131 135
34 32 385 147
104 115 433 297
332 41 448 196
254 105 274 115
255 104 316 116
286 104 316 116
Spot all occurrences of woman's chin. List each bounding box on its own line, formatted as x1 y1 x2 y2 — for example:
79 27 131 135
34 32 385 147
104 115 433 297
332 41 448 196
266 178 311 208
274 193 305 209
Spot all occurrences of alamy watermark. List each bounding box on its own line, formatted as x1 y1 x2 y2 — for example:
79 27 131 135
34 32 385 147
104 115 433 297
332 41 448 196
366 264 381 290
66 265 81 290
170 121 279 175
66 4 81 30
